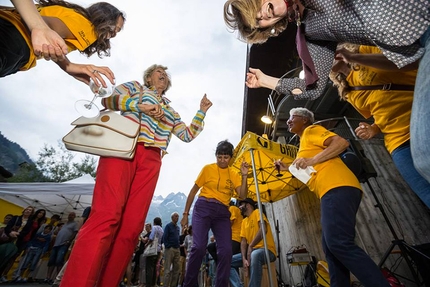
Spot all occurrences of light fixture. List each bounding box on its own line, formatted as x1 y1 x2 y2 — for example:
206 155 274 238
261 115 273 124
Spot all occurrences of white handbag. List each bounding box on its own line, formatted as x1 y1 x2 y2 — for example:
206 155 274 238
143 237 158 257
62 110 140 159
62 87 142 159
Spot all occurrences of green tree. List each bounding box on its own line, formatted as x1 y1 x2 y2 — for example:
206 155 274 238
9 142 97 182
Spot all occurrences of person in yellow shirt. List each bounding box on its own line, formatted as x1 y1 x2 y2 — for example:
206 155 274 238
229 198 276 287
330 44 430 208
181 140 249 287
0 0 125 87
277 107 389 287
8 0 69 60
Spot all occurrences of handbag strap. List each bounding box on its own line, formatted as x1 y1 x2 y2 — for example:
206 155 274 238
138 86 143 124
350 84 415 91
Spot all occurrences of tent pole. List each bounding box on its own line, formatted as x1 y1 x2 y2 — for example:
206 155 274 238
249 148 275 287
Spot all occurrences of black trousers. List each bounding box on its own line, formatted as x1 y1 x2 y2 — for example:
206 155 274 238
0 17 30 77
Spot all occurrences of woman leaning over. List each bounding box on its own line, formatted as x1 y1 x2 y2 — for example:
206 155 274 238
223 0 430 184
330 44 430 208
0 0 125 87
61 64 212 287
277 108 389 287
180 140 249 287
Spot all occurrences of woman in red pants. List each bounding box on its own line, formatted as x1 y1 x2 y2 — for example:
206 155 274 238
61 64 212 287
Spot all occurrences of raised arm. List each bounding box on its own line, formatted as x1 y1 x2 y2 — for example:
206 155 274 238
235 162 250 199
172 94 213 143
335 48 419 71
247 40 338 101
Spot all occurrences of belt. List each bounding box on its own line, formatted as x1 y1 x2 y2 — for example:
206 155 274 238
350 84 415 91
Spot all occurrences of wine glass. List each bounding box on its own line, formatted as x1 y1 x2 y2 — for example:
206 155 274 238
274 159 283 177
75 76 114 118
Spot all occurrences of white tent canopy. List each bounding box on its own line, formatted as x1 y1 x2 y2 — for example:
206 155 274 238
0 174 95 218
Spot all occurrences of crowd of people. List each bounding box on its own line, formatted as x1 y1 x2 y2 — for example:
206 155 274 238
0 208 84 285
1 0 430 286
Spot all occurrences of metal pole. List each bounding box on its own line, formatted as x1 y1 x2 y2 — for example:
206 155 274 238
249 148 275 287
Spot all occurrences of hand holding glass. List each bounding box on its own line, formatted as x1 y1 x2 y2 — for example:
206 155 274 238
75 76 114 118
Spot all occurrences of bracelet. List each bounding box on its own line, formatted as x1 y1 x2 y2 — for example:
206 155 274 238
183 212 189 215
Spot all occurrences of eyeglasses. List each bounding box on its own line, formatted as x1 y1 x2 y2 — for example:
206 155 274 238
288 115 305 121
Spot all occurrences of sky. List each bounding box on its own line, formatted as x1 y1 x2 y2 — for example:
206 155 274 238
0 0 250 198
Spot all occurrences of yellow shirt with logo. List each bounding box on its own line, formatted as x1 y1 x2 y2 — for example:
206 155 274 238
240 209 277 256
0 5 96 71
299 125 362 199
346 45 416 154
195 163 242 206
230 205 243 243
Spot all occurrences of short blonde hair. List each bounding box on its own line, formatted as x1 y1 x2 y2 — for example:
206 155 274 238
143 64 172 94
223 0 288 44
290 107 314 123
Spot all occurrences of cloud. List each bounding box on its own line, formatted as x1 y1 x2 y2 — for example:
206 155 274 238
0 0 248 197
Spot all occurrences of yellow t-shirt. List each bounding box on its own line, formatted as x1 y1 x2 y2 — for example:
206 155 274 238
0 5 96 71
240 209 277 257
230 205 243 243
195 163 242 206
346 45 416 153
299 125 362 199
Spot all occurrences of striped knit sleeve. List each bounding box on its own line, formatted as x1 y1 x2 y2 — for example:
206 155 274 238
172 110 206 143
101 81 141 112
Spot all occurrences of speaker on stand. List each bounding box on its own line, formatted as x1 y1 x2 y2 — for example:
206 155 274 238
340 139 430 286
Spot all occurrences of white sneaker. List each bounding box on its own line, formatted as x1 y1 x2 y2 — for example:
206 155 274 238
0 276 8 283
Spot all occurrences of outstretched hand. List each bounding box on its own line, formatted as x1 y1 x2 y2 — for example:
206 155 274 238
62 62 116 87
32 27 68 61
245 68 265 89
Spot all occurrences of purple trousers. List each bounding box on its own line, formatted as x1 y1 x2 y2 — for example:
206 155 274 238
183 197 232 287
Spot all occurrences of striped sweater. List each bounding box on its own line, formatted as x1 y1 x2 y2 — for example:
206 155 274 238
101 81 205 152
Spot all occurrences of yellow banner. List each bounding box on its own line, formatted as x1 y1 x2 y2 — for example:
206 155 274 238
230 131 308 202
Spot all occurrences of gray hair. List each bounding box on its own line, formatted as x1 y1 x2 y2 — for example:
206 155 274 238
290 107 315 123
143 64 172 94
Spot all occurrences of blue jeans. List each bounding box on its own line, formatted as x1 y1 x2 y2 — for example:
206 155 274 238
392 143 430 208
321 187 390 287
22 247 43 271
230 249 276 287
47 244 69 267
411 25 430 184
183 198 232 287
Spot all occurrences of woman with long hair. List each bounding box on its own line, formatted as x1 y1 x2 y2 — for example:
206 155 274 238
329 44 430 208
223 0 430 184
10 209 46 282
0 0 125 87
